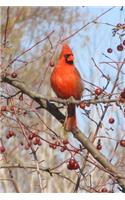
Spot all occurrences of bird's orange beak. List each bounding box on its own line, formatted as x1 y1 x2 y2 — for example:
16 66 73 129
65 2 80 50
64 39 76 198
67 55 74 62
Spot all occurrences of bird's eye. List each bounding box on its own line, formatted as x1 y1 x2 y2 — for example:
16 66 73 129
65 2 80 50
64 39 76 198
64 54 74 60
64 54 69 59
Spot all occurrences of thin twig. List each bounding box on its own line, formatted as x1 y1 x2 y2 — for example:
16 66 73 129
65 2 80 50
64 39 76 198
61 7 115 42
3 7 10 47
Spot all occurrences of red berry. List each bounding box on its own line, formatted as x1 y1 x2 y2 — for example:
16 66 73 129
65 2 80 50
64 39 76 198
95 88 103 96
10 106 16 112
123 40 125 46
8 130 15 137
62 139 69 145
49 143 57 149
28 133 35 140
0 146 6 153
33 137 41 145
67 158 79 170
19 93 23 101
60 146 67 152
11 72 17 78
73 162 79 170
120 140 125 147
38 140 42 146
67 163 72 170
101 188 108 192
96 144 102 150
1 106 8 112
117 44 123 51
68 158 76 167
67 161 75 170
80 101 86 109
108 117 115 124
107 48 112 53
52 144 57 149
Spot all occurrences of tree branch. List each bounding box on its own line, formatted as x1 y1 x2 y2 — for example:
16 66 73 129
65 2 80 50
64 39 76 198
1 75 125 191
1 76 65 123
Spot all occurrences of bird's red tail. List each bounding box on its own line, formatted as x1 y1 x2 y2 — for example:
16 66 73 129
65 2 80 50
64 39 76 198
65 104 76 132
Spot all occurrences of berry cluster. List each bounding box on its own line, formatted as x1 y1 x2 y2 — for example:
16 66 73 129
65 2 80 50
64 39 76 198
1 105 8 112
107 22 125 54
112 23 125 36
49 139 69 150
1 105 28 116
6 130 15 139
49 138 80 157
28 132 42 146
67 157 79 170
107 39 125 54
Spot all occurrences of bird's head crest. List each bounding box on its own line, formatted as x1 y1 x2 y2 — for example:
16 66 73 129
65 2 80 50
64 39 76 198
59 43 73 59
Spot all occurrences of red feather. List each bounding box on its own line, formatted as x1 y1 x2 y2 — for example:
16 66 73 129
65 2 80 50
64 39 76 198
51 43 83 131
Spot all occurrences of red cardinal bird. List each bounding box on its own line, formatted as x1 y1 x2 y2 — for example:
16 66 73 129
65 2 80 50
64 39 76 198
50 43 83 132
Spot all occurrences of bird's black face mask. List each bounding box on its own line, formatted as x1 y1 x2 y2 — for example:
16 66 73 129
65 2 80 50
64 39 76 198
64 54 74 65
